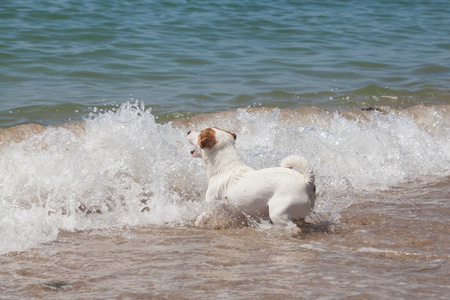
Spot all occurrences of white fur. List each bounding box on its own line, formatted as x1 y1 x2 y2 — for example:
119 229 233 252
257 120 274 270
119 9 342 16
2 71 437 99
187 128 316 227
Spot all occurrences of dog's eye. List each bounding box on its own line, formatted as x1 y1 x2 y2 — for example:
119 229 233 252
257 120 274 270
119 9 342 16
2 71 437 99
187 131 191 135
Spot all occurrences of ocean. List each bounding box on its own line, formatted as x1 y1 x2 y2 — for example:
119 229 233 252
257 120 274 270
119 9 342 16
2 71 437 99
1 0 449 299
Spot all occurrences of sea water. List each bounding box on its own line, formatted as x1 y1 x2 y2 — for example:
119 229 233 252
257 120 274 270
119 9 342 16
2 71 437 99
0 0 449 298
1 0 449 126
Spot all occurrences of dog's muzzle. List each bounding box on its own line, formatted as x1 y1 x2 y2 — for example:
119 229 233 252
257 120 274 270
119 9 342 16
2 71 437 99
187 130 202 158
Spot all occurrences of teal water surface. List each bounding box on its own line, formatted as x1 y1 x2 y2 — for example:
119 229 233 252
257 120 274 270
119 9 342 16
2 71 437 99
1 0 449 126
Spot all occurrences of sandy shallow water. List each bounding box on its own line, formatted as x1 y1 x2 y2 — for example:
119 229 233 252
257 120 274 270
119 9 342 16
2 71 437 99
1 177 448 299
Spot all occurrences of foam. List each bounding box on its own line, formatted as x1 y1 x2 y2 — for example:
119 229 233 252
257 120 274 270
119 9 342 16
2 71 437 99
1 102 449 254
357 247 439 259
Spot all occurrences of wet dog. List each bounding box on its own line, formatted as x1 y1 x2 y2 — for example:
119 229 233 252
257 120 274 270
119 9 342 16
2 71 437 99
187 127 316 228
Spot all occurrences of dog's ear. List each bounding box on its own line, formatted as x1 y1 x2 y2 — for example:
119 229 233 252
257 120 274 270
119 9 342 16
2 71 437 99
199 128 216 149
213 127 236 140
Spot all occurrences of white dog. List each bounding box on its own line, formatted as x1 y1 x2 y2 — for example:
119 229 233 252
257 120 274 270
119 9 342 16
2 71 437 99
187 127 316 228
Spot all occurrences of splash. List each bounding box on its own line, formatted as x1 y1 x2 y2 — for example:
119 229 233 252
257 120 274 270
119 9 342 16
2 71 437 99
0 102 204 254
1 102 449 253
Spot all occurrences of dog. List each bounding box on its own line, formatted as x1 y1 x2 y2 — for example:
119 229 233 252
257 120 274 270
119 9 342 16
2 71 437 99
187 127 316 228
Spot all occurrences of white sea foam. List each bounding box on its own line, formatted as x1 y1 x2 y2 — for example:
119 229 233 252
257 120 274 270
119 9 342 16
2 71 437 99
0 102 449 254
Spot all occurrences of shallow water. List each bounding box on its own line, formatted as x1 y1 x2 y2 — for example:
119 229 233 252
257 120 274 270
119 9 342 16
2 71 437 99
1 178 448 299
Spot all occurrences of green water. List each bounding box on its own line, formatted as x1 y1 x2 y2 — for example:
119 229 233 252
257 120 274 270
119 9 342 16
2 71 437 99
1 0 449 126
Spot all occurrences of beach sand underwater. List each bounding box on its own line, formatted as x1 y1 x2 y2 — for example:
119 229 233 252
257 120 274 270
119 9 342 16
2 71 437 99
0 103 449 299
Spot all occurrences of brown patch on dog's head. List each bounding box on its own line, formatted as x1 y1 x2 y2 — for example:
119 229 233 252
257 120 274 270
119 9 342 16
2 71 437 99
213 127 237 140
199 128 217 149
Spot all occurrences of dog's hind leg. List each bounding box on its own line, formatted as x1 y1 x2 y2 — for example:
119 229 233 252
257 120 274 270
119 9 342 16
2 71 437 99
269 212 293 227
268 194 311 228
268 200 295 227
268 206 304 235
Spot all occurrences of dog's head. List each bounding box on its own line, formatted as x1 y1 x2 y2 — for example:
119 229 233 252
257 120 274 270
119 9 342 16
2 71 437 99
187 127 237 158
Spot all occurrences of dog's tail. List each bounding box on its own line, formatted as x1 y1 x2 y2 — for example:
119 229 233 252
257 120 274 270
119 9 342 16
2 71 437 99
281 155 315 184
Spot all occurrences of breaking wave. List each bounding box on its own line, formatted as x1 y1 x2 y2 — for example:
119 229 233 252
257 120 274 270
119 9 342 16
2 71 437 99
1 102 449 254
